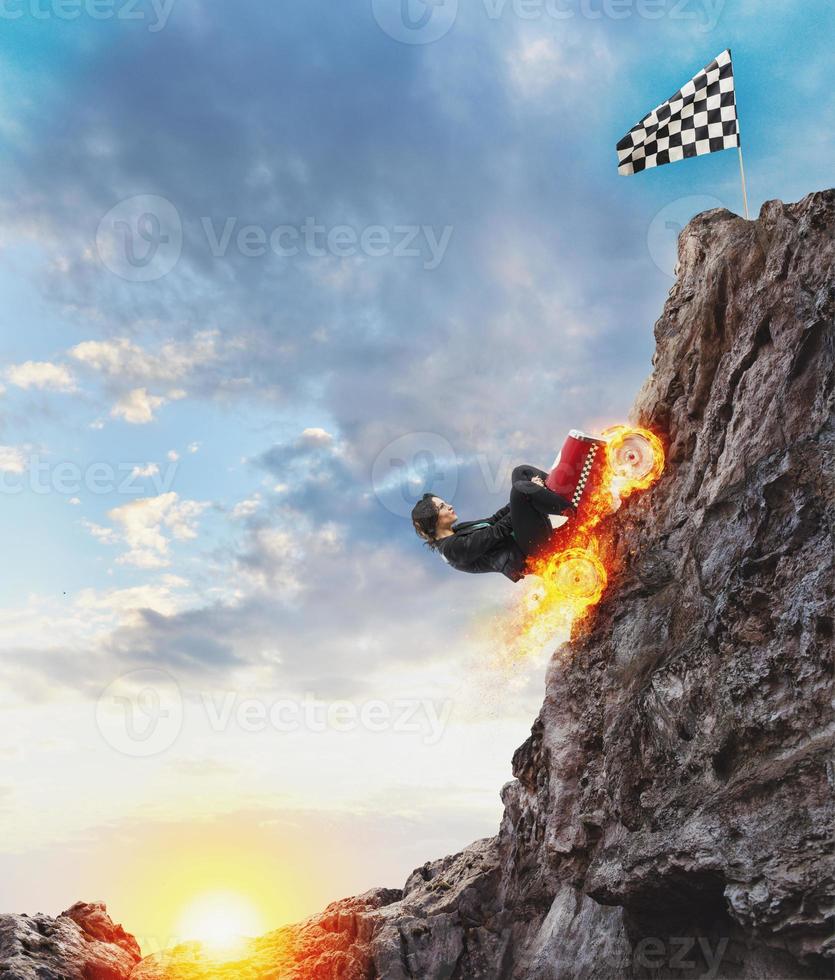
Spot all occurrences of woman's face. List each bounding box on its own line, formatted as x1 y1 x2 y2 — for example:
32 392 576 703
432 496 457 530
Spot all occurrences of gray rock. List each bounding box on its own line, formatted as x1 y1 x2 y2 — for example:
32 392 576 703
0 901 141 979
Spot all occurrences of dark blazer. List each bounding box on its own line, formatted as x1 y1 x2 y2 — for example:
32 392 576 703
437 505 526 581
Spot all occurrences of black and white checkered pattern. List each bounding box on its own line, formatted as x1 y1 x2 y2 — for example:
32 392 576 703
617 49 740 176
572 444 598 508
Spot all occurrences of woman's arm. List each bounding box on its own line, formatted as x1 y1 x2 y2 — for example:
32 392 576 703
442 518 514 565
511 464 550 484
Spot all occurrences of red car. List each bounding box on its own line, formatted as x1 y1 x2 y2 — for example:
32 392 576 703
532 427 664 603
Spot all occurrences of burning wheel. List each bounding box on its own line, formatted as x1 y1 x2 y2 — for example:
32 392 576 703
548 548 607 605
605 427 664 489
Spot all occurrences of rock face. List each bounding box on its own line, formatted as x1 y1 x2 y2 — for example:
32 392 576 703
0 901 141 979
505 187 835 977
238 188 829 980
3 190 832 980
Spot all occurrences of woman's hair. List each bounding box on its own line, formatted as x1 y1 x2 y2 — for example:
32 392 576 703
411 493 442 550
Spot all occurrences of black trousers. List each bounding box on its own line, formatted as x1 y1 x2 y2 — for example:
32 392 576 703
509 465 573 557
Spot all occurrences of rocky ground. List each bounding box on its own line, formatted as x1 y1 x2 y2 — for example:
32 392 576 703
0 901 141 979
2 190 832 979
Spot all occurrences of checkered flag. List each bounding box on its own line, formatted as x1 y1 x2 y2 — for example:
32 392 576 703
617 49 740 177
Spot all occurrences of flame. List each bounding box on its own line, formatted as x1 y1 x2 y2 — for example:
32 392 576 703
602 424 666 496
495 426 665 663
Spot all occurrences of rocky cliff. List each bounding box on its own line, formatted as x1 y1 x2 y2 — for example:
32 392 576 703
2 189 832 980
0 901 141 979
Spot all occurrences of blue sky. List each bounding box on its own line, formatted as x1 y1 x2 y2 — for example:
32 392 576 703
0 0 832 946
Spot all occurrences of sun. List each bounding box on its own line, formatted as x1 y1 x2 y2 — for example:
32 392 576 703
176 891 266 957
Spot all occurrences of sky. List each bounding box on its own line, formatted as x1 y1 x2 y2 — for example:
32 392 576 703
0 0 832 953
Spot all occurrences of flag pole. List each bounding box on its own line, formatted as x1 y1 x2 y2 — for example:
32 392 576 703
728 48 750 220
737 145 750 220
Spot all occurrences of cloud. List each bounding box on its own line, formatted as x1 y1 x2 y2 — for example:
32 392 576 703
85 493 210 568
255 429 348 486
0 579 197 703
230 493 262 521
5 361 76 392
132 463 161 478
235 520 346 596
110 388 167 424
70 331 220 384
300 428 334 446
74 581 191 620
0 1 682 481
0 331 237 424
0 445 27 474
81 535 465 695
81 519 118 545
507 34 615 98
2 465 492 702
507 37 575 94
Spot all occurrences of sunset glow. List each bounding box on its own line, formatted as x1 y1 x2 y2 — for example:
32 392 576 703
176 891 266 957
